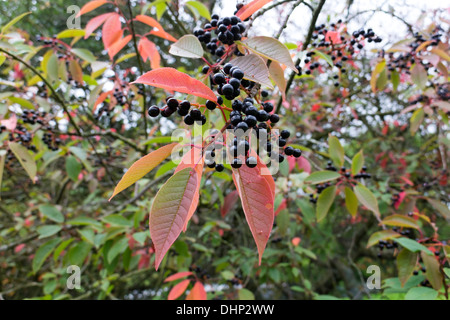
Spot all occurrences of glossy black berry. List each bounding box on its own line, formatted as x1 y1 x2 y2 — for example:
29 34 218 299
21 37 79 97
213 73 226 85
293 149 302 158
270 114 280 124
148 106 160 117
223 63 234 74
246 156 257 168
167 98 179 110
215 164 224 172
263 102 274 113
284 146 294 156
222 84 234 96
184 115 195 125
280 130 290 139
231 158 242 168
232 68 244 80
245 115 257 127
190 108 202 121
179 100 191 111
279 138 287 147
206 100 217 110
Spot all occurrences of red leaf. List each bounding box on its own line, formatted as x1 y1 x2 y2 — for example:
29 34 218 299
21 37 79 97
311 103 320 112
232 164 274 264
274 198 287 216
77 0 109 17
221 190 239 218
102 13 122 49
297 156 311 173
149 29 178 42
236 0 274 21
168 279 190 300
138 37 161 69
165 271 193 283
291 237 301 246
108 35 132 60
150 168 199 270
325 31 342 44
394 191 406 210
84 13 114 38
175 146 204 231
186 281 207 300
133 68 217 101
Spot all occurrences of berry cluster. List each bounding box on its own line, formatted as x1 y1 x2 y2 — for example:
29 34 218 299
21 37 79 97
299 21 381 87
195 12 246 57
309 163 372 204
148 97 207 126
380 28 443 74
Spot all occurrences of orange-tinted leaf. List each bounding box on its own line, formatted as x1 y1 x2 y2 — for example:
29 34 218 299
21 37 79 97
138 37 161 69
236 0 273 21
108 35 132 60
149 29 177 42
150 168 199 270
382 214 420 230
77 0 109 17
68 60 83 84
174 146 204 231
93 90 112 112
135 15 165 33
232 164 274 264
133 68 217 101
165 271 193 283
109 143 178 200
168 279 190 300
85 13 114 38
186 281 207 300
102 13 122 49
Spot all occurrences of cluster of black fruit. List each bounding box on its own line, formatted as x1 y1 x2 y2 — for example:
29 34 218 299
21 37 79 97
325 161 371 180
377 239 398 257
194 12 246 57
6 124 37 152
148 97 207 125
113 87 129 107
300 22 381 87
382 29 443 74
36 35 69 59
309 182 333 204
21 109 46 125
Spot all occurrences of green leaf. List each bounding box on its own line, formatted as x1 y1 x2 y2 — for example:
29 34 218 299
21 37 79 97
0 150 6 200
421 251 443 290
353 183 380 218
351 150 364 176
37 225 62 239
391 69 400 91
316 186 336 222
66 156 81 182
185 1 211 20
53 238 74 262
405 287 438 300
221 270 234 280
1 12 31 34
46 53 59 83
169 34 204 58
382 215 420 229
8 96 34 109
238 288 255 300
32 238 61 273
411 63 427 90
344 187 358 217
328 135 344 167
370 59 386 93
397 249 418 287
132 232 148 245
68 241 92 266
426 198 450 220
71 48 96 63
410 108 424 135
39 204 64 223
395 238 433 255
102 214 133 227
230 54 273 88
312 49 334 67
107 237 129 263
304 171 341 184
57 29 85 39
9 142 37 182
0 54 6 67
240 36 298 72
367 230 400 248
66 216 102 228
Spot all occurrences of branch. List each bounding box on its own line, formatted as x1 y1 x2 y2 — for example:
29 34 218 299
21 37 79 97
275 0 327 113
